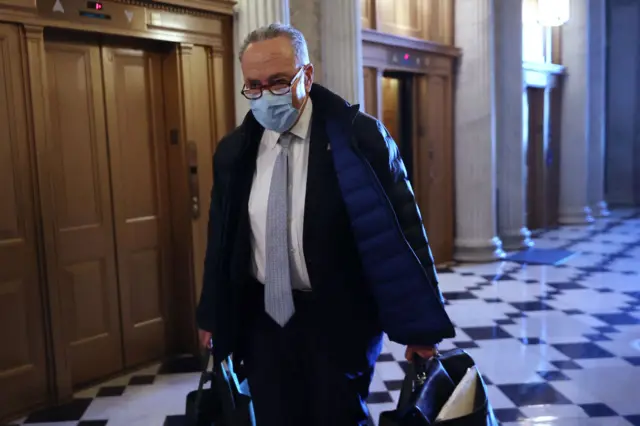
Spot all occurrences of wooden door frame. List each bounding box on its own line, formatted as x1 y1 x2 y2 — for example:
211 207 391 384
362 30 459 263
3 0 235 406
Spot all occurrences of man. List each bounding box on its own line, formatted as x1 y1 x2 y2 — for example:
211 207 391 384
197 23 455 426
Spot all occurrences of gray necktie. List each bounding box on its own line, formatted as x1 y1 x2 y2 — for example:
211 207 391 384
265 133 295 326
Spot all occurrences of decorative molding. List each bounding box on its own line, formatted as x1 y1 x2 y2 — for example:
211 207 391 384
0 0 229 47
362 28 461 57
523 61 565 88
362 29 458 75
111 0 232 16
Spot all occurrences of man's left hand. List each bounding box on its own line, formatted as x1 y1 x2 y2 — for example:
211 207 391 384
405 345 438 362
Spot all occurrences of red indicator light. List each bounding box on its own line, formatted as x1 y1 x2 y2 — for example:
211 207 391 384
404 53 410 60
95 2 102 9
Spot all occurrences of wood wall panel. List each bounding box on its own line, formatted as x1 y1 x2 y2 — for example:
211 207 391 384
361 0 454 45
0 0 35 11
360 0 374 29
0 22 49 419
180 44 216 303
363 67 381 118
162 48 197 353
378 0 425 40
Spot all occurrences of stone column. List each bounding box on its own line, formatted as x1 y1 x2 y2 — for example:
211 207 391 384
454 0 505 262
587 0 610 217
495 0 533 250
320 0 364 105
290 0 323 83
558 0 594 224
232 0 291 125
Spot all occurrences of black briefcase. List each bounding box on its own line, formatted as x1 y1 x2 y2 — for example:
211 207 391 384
185 351 255 426
379 349 498 426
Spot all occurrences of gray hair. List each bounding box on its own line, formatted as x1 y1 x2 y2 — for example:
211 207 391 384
239 23 310 65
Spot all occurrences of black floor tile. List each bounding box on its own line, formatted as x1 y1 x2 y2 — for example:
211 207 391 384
442 291 477 300
78 421 109 426
453 341 480 349
495 318 516 325
492 408 525 422
548 282 586 290
384 380 403 391
511 301 554 312
481 274 516 282
129 374 156 385
159 355 201 374
626 415 640 426
96 386 126 397
552 342 615 359
367 391 394 404
583 333 612 342
537 370 570 381
24 398 93 423
377 353 395 362
593 313 640 326
550 360 583 370
498 382 572 406
398 361 411 374
624 356 640 366
461 326 512 340
580 403 618 417
519 337 545 345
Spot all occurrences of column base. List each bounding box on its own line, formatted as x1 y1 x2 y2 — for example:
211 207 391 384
501 227 534 251
592 201 610 218
454 236 506 263
559 206 595 225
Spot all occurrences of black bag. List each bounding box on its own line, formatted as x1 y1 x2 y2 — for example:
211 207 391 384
185 351 255 426
379 349 498 426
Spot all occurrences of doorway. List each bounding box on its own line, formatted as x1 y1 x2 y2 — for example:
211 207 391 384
382 72 415 183
370 68 455 264
43 31 173 386
526 86 560 231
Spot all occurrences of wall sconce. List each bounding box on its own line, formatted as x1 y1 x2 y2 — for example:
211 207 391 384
536 0 570 27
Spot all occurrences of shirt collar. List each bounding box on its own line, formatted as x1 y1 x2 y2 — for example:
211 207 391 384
264 98 313 149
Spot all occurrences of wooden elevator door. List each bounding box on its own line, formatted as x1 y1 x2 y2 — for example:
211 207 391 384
44 37 171 386
101 45 171 368
45 40 124 385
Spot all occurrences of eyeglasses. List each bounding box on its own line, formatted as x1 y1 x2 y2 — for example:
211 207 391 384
241 66 305 100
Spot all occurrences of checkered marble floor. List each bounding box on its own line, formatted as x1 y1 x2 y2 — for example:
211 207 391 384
7 209 640 426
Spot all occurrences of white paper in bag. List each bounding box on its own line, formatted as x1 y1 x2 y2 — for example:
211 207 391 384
435 366 478 421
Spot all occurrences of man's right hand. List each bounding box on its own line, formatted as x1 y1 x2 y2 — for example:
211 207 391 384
198 329 212 349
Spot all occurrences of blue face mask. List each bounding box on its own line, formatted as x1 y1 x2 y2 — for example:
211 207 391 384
249 70 307 133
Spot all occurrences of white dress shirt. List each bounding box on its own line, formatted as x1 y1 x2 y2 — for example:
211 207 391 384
249 99 313 290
